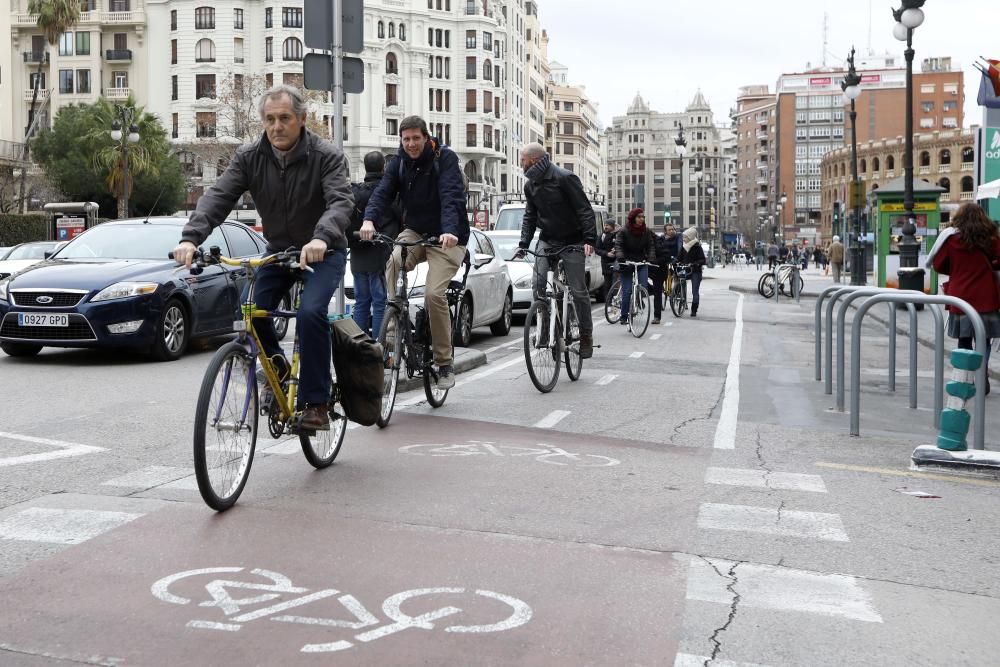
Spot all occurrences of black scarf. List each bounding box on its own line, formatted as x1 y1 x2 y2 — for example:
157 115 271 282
525 154 551 183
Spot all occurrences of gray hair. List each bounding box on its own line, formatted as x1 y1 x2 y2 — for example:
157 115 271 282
520 143 546 159
258 84 308 119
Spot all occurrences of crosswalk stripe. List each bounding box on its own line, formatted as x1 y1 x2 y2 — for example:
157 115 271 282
705 467 827 493
697 503 849 542
595 374 618 386
0 507 142 545
629 351 645 359
533 410 571 429
686 557 882 623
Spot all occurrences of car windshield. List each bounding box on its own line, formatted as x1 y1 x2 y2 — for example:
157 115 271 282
6 242 59 260
58 224 181 260
493 208 525 231
490 236 536 262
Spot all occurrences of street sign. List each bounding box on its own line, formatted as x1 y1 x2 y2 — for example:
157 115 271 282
304 0 364 54
848 180 866 209
304 53 365 94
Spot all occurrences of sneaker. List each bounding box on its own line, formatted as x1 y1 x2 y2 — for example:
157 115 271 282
436 364 455 390
579 333 594 359
652 318 661 325
300 403 330 431
619 317 629 326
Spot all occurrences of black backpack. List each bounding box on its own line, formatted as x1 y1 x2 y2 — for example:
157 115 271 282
348 181 376 238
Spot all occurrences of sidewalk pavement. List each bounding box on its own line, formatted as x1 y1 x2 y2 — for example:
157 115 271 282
724 265 1000 380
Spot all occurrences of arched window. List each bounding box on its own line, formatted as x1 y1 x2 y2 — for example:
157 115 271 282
919 151 931 167
841 163 847 178
399 23 406 41
377 21 384 39
961 147 974 164
961 176 974 192
872 157 880 173
938 177 951 193
283 37 303 61
886 155 895 171
860 158 867 174
388 22 395 38
940 149 951 165
385 52 398 74
194 38 215 62
194 6 215 29
483 58 492 81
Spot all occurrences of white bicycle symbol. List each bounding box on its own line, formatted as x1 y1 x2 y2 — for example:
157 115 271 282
399 440 620 467
151 567 532 653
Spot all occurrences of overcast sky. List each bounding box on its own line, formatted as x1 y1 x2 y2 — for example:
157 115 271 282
538 0 992 130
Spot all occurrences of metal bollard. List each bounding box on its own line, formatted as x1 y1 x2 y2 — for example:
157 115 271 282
936 349 982 451
816 285 869 384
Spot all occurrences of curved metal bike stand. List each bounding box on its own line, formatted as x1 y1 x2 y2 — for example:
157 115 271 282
816 285 873 387
851 293 986 450
830 288 898 398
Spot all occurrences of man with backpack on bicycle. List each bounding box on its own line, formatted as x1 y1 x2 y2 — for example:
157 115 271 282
514 143 596 359
359 115 468 390
172 84 353 432
348 151 401 339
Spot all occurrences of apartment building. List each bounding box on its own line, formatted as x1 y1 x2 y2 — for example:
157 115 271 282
545 62 601 196
731 85 777 240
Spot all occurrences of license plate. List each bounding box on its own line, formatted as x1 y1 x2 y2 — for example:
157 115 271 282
18 313 69 327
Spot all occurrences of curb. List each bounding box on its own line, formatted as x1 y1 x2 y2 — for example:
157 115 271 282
911 445 1000 479
395 346 489 393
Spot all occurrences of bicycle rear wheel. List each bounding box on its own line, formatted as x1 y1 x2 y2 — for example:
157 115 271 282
524 301 560 393
376 306 403 428
630 287 651 338
300 350 347 468
760 274 776 298
564 305 582 381
193 341 258 512
604 280 622 323
669 282 684 317
422 352 449 408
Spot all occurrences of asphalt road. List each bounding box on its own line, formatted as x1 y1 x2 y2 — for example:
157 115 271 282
1 266 999 666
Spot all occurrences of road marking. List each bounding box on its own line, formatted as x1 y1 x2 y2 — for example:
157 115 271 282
629 351 645 359
101 466 191 489
0 431 105 468
686 557 882 623
188 620 242 632
481 340 521 356
0 507 141 545
651 334 662 340
595 374 618 386
697 503 849 542
705 467 827 493
396 354 526 408
533 410 571 429
713 294 745 449
674 654 769 667
814 462 1000 487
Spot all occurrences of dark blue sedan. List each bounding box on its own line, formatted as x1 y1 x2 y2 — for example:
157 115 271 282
0 217 267 360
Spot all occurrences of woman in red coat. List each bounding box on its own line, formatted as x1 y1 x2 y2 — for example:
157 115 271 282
931 203 1000 394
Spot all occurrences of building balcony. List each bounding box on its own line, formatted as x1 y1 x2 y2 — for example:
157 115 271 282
22 51 49 64
960 162 974 171
103 87 130 100
756 131 768 140
756 176 769 186
23 88 50 101
918 165 931 175
756 192 769 201
960 191 974 201
14 11 145 26
105 49 132 62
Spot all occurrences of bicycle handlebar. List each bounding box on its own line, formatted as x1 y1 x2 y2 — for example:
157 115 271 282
169 246 334 275
352 231 441 247
519 244 583 259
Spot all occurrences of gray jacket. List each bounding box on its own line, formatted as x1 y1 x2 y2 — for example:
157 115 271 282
181 129 353 251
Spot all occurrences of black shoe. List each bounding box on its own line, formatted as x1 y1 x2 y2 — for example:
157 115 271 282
690 305 698 318
437 364 455 389
579 333 594 359
652 317 661 325
619 317 629 326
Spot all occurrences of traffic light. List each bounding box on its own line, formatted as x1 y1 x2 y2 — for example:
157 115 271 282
832 201 841 235
664 211 671 224
709 206 716 232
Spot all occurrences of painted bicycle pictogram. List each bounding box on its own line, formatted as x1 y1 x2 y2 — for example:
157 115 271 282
151 567 532 654
398 440 620 467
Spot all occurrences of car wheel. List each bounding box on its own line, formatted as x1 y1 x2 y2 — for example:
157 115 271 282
452 294 473 348
490 290 513 336
151 298 190 361
1 342 42 357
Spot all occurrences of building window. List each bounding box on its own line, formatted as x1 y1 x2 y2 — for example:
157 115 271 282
234 38 244 63
919 151 931 167
388 22 395 38
386 53 398 74
266 73 273 88
484 125 493 148
466 89 476 112
194 7 215 30
172 113 178 139
399 24 406 41
466 57 476 79
195 38 215 62
265 7 272 28
435 56 443 78
75 69 90 94
170 9 176 30
445 90 450 111
445 31 450 48
483 32 492 51
483 90 492 111
283 37 303 61
466 30 476 48
428 27 433 45
387 119 398 135
444 57 450 79
171 39 177 64
59 32 73 56
282 7 302 28
58 69 73 94
563 143 574 155
564 102 574 112
196 74 216 99
196 112 217 138
378 21 384 39
171 75 178 100
921 101 934 113
234 8 243 29
283 72 303 87
483 59 492 81
920 83 935 94
563 122 573 134
76 31 90 55
943 100 957 112
385 83 398 107
265 37 273 62
111 69 128 89
113 33 127 52
466 123 477 147
940 149 951 165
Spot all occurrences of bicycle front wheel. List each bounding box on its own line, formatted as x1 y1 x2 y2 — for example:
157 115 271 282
630 286 651 338
604 280 622 323
376 306 403 428
423 348 449 408
524 301 560 393
760 273 776 299
564 305 582 381
193 341 258 512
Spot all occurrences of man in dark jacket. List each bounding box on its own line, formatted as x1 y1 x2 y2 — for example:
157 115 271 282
649 225 679 324
348 151 401 338
360 115 468 389
516 143 596 358
173 85 352 431
596 219 618 302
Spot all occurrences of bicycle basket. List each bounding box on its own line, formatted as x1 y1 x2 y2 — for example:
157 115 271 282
675 265 692 279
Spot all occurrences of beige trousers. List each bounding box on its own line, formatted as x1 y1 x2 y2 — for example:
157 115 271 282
385 228 466 366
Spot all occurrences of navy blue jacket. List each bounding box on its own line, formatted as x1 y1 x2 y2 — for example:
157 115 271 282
363 139 469 246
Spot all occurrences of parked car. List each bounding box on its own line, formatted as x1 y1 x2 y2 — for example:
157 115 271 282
0 241 65 280
483 231 535 316
331 228 513 346
0 218 267 360
492 201 607 298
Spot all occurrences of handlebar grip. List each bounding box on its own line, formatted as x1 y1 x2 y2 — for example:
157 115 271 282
426 236 440 245
167 251 174 260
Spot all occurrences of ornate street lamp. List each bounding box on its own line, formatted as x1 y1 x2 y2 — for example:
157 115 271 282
110 105 140 218
675 124 688 229
842 47 865 285
893 0 926 290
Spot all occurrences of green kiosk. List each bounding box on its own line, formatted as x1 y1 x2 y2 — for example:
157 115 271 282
869 176 944 293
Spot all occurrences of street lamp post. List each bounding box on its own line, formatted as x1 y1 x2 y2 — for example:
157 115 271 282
675 124 687 229
893 1 926 291
775 190 788 245
842 46 865 285
110 104 140 219
694 168 703 238
707 183 716 261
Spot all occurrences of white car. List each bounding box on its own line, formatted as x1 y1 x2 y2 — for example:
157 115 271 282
0 241 65 280
484 231 535 316
330 228 513 347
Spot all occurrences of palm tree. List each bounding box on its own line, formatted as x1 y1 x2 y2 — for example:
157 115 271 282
21 0 81 211
88 98 159 218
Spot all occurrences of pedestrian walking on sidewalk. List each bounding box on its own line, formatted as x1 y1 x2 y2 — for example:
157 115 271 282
828 236 845 283
767 242 779 270
754 243 765 270
930 203 1000 395
679 227 706 317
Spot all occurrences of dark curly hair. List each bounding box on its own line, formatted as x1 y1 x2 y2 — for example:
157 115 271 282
952 203 998 254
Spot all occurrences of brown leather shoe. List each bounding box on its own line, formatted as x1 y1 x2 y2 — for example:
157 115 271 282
300 403 330 431
579 333 594 359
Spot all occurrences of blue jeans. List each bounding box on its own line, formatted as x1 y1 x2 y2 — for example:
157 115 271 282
351 270 386 338
620 265 648 321
248 250 347 406
690 272 702 306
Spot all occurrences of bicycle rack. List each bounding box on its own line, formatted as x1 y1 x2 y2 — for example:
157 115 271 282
815 285 874 383
850 293 986 450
